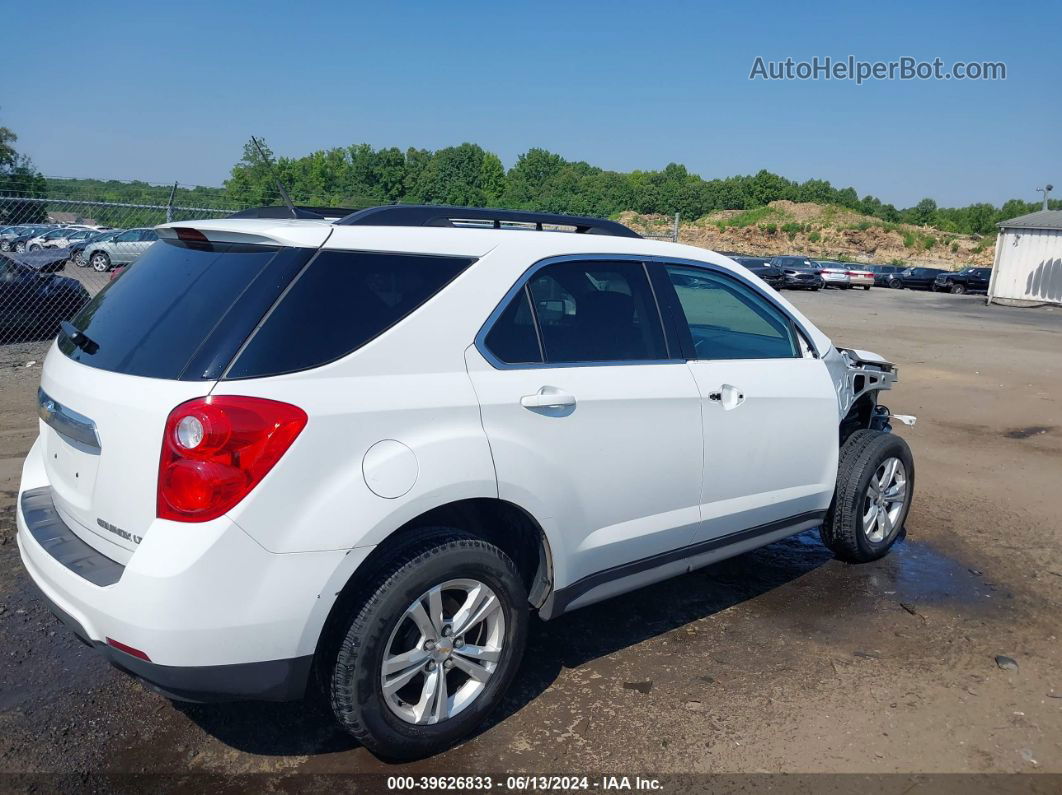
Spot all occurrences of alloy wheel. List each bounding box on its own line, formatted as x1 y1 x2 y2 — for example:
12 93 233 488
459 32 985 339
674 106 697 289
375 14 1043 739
863 457 907 543
381 578 505 725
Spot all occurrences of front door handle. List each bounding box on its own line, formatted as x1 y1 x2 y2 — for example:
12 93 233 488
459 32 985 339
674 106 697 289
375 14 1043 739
708 384 745 410
520 387 576 409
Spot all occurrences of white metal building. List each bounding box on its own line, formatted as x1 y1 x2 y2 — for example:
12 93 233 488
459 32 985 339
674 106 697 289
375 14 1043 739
987 210 1062 307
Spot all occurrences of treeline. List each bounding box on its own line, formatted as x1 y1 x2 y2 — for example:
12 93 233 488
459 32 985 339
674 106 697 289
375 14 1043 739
222 139 1058 236
3 140 1057 236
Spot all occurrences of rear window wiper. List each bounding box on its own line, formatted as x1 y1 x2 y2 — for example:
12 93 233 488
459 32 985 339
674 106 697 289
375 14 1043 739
60 321 99 355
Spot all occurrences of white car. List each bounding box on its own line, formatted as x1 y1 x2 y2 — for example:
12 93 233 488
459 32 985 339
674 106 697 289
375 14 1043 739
17 206 915 759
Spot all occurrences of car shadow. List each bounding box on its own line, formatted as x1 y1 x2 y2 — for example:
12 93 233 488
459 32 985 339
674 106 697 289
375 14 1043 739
175 529 836 758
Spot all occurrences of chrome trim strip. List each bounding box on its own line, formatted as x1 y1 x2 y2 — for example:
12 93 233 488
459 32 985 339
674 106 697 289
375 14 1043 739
37 387 101 452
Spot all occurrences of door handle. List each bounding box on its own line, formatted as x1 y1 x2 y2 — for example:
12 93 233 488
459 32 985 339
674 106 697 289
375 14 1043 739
520 387 576 409
708 384 745 410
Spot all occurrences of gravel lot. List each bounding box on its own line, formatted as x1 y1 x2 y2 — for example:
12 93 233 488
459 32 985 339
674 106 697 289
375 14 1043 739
1 288 1060 785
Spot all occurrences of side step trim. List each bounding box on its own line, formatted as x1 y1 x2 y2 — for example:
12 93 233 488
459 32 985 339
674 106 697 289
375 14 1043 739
543 509 826 618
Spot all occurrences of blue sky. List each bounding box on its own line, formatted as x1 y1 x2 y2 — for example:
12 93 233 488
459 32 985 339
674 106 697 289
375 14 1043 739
6 0 1059 207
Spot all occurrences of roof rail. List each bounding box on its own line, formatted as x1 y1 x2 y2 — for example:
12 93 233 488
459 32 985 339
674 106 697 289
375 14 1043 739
227 205 361 220
333 205 641 238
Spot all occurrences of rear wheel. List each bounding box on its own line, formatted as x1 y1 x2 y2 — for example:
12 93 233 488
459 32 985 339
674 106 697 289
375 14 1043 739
328 530 528 760
821 430 914 562
949 282 966 295
863 285 871 291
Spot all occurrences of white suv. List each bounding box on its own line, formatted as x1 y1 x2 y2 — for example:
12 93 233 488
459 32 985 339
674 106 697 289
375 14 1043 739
17 205 914 759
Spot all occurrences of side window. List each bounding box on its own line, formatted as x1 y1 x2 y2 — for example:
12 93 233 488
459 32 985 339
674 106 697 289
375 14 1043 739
526 260 667 363
141 229 159 242
662 264 798 360
227 251 475 378
484 287 542 364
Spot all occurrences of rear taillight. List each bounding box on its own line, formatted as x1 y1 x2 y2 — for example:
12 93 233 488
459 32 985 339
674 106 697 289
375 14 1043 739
157 396 307 522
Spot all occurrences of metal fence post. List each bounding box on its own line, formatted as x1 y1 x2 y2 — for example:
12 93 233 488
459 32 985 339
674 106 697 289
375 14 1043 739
672 212 680 242
166 182 177 224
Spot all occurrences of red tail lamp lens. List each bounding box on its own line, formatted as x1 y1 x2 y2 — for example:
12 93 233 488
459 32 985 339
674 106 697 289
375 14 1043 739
157 396 307 522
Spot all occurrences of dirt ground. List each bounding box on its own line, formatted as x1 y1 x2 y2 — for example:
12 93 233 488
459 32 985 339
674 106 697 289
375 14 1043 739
1 287 1060 787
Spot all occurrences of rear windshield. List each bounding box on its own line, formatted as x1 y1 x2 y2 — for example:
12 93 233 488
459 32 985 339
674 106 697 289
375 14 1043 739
60 239 308 380
60 241 474 381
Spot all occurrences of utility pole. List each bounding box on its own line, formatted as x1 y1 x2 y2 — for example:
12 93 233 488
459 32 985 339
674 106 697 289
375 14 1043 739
1036 184 1053 211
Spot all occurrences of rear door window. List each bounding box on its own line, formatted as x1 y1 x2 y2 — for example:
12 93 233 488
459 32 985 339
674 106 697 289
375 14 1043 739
526 260 666 364
225 251 475 379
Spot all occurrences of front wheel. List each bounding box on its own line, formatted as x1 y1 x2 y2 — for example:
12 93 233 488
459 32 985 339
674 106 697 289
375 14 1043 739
821 430 914 562
888 278 903 289
329 531 528 760
863 285 871 291
90 251 111 272
949 282 966 295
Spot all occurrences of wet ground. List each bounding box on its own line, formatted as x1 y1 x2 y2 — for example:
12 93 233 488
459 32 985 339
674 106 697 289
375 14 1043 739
1 287 1060 784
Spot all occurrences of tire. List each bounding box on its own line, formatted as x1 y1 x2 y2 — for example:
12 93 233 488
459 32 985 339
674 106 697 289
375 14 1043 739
863 286 870 291
329 530 528 760
820 430 914 563
90 251 111 272
28 244 41 252
949 282 966 295
14 242 26 253
888 278 903 289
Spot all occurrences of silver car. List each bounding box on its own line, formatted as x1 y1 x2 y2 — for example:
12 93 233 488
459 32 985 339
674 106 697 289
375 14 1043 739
815 261 852 289
83 227 160 272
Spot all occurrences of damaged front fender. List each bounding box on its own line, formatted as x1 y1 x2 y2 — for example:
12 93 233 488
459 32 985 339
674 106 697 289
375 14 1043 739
823 346 899 422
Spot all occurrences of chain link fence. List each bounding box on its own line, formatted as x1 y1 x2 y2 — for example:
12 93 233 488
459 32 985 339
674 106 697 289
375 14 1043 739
1 177 242 351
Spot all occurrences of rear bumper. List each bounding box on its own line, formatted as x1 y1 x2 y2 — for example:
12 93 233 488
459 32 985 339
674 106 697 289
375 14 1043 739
28 577 312 702
16 471 348 701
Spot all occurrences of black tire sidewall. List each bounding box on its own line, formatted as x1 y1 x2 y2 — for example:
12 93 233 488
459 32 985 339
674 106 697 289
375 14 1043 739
846 434 915 559
331 535 528 759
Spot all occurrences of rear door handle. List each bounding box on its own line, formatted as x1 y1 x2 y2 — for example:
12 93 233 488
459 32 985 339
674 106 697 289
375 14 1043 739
708 384 745 410
521 387 576 409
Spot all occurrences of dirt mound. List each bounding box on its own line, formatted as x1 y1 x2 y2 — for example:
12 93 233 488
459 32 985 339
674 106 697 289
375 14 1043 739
620 201 995 269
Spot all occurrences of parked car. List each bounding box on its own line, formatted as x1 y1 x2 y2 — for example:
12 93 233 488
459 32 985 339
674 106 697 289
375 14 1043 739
40 228 98 251
731 256 784 289
82 227 159 271
26 227 88 252
818 261 874 290
71 230 123 267
863 264 905 287
0 225 38 251
895 266 947 290
0 256 90 338
932 267 992 294
781 266 824 290
18 206 914 760
815 262 852 289
8 225 58 253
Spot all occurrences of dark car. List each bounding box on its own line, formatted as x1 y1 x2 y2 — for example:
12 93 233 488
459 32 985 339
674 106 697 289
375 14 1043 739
932 267 992 295
895 267 947 290
0 256 91 339
863 264 905 287
6 225 57 253
732 256 784 289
